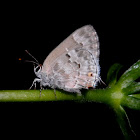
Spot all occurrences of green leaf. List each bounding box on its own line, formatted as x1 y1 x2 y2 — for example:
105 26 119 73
117 60 140 90
106 63 123 87
115 106 136 140
131 94 140 100
122 82 140 95
121 95 140 110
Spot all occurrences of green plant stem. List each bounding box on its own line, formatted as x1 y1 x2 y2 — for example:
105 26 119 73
0 89 139 111
0 90 82 102
0 89 110 103
84 89 111 104
0 88 116 105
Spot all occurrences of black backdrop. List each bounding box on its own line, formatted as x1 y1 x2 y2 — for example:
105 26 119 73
0 2 140 140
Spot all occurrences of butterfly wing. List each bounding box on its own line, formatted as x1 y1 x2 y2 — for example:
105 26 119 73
42 25 100 93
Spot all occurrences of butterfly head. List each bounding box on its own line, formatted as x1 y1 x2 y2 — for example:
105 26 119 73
33 64 51 87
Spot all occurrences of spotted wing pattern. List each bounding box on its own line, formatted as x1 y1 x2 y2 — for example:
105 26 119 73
42 25 100 93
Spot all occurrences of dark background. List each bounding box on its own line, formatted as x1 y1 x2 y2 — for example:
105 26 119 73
0 2 140 140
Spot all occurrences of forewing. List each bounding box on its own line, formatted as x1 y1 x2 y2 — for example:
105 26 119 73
42 25 100 74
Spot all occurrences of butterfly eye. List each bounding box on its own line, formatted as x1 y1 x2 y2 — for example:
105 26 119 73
88 72 93 77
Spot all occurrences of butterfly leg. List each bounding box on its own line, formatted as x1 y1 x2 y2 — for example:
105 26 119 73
34 65 42 75
53 89 57 99
29 78 41 89
39 85 43 97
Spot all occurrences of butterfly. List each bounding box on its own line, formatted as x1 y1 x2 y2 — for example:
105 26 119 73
30 25 101 95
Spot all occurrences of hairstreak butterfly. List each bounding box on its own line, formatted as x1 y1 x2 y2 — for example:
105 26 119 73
30 25 101 95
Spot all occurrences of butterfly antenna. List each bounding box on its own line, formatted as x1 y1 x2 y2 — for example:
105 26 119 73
25 50 40 65
25 60 40 66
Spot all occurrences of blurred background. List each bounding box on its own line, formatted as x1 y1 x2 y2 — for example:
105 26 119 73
0 2 140 139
